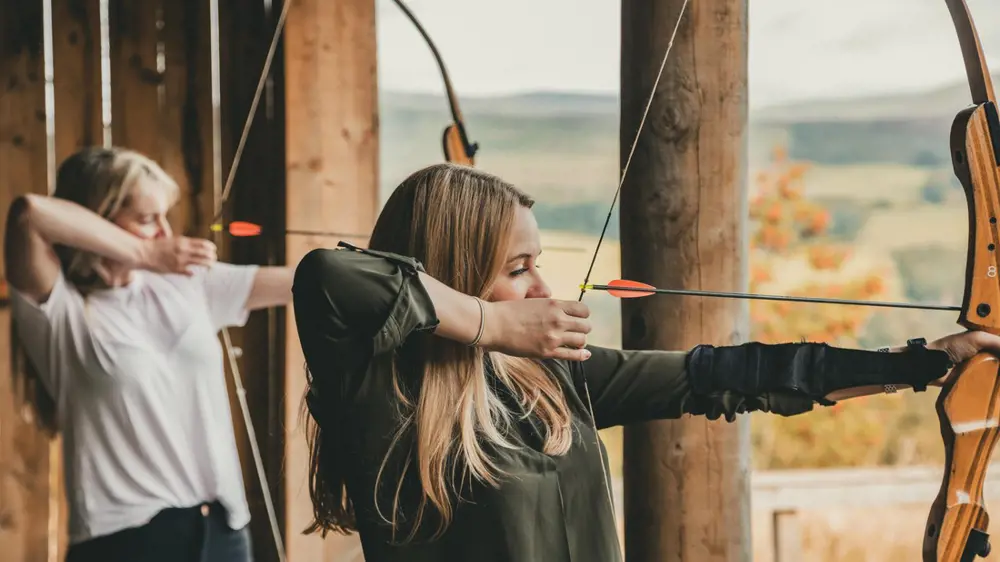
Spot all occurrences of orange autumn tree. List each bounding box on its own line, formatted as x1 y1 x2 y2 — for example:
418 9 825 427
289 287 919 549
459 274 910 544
749 147 885 345
748 146 904 470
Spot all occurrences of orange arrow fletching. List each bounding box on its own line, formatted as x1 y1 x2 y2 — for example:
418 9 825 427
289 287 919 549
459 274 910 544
229 221 262 237
606 279 656 298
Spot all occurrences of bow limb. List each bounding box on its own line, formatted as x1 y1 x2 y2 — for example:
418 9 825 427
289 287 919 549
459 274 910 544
390 0 479 165
946 0 995 106
923 2 1000 561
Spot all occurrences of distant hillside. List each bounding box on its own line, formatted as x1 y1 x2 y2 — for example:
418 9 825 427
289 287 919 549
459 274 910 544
382 68 999 173
750 72 1000 124
379 90 620 204
748 72 1000 167
384 91 619 117
377 71 990 236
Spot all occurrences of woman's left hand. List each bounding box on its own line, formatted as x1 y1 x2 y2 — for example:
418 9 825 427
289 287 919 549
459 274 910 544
927 330 1000 385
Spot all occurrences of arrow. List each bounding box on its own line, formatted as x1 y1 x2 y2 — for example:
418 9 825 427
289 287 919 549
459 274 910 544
582 279 960 312
210 221 364 238
211 221 262 237
209 221 589 252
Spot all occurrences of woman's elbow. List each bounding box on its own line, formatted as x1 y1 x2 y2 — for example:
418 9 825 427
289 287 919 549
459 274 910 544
7 194 37 231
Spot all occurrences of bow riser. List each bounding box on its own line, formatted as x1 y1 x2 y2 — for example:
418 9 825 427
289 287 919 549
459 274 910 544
925 1 1000 555
923 353 1000 561
442 123 475 166
954 104 1000 332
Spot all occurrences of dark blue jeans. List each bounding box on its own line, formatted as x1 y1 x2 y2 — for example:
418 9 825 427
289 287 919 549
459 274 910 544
65 501 253 562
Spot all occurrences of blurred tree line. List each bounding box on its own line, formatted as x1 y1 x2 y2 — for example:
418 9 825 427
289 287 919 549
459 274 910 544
748 146 947 470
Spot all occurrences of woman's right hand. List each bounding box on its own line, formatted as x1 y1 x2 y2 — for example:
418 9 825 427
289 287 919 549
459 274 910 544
481 299 593 361
138 236 217 275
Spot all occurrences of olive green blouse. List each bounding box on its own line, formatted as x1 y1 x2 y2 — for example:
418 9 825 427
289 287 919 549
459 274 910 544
291 243 812 562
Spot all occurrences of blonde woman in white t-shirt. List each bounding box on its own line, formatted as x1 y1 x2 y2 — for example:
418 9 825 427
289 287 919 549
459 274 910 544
4 146 293 562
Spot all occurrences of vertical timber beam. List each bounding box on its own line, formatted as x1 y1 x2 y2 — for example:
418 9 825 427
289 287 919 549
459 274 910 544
619 1 751 562
0 1 55 560
218 0 288 560
284 0 379 560
107 0 159 164
161 0 217 239
52 0 104 160
108 0 216 236
49 1 105 557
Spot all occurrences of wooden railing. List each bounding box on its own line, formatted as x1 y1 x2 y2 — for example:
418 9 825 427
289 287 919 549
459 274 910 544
611 463 1000 562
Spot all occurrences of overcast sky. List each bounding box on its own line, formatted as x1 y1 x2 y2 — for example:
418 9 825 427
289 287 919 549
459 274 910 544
374 0 999 109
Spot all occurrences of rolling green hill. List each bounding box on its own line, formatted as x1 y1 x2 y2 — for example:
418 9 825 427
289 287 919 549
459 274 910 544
378 74 990 239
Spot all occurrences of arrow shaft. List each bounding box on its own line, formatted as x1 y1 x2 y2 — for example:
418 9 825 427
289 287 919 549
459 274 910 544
286 228 367 238
586 284 960 312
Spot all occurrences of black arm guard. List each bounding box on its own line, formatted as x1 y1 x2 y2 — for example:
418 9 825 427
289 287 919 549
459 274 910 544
685 341 953 406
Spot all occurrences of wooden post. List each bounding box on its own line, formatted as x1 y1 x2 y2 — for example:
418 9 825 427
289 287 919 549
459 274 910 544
0 1 56 560
772 510 802 562
619 1 751 561
283 0 379 559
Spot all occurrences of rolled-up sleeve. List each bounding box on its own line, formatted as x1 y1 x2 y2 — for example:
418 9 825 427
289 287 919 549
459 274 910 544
292 243 440 400
572 345 815 429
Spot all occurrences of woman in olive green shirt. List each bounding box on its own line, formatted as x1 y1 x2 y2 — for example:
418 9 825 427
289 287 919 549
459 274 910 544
291 163 1000 562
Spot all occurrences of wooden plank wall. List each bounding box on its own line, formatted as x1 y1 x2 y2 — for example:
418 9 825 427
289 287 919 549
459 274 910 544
0 0 324 560
0 1 58 560
107 0 216 236
0 0 383 559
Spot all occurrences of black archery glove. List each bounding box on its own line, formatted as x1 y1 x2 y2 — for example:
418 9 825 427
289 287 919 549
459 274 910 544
683 341 953 421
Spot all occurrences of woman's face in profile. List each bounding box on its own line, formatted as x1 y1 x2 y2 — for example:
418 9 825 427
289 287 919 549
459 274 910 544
489 206 552 302
114 179 174 240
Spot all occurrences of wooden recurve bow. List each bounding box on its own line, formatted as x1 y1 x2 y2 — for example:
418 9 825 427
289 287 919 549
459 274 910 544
390 0 479 165
923 1 1000 560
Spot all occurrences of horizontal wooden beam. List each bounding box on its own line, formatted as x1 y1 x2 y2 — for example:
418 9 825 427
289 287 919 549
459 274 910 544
608 464 1000 519
751 464 1000 512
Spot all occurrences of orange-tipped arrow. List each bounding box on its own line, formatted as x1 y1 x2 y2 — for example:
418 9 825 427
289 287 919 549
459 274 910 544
211 221 263 237
211 222 366 238
599 278 656 298
581 279 959 312
206 223 588 256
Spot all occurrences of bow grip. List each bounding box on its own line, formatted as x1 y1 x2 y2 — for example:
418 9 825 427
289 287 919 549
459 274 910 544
922 353 1000 561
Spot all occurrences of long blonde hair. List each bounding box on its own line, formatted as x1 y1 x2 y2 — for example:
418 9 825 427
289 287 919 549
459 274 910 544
304 164 574 541
52 146 179 294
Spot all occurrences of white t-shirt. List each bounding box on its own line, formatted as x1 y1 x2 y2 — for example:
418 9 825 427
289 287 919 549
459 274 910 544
10 262 259 544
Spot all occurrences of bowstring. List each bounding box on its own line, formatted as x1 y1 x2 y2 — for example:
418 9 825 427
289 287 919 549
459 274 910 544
210 0 293 560
576 0 692 551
